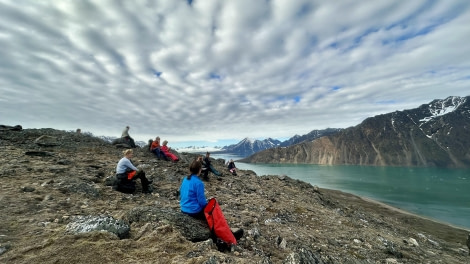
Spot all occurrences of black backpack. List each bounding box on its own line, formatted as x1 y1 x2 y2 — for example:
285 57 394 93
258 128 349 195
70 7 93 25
115 174 136 194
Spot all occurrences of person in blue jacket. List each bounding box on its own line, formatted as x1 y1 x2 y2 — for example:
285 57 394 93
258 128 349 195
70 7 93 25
180 159 208 220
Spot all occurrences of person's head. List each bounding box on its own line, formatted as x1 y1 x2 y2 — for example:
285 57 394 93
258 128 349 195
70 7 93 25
76 128 81 134
162 140 168 146
123 149 133 157
155 136 160 141
189 159 202 175
126 125 130 129
230 159 234 162
206 152 210 157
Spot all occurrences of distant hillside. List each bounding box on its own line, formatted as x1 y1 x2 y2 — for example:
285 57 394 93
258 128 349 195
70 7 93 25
241 96 470 168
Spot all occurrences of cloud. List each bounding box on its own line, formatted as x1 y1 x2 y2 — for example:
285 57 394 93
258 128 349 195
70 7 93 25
1 0 469 146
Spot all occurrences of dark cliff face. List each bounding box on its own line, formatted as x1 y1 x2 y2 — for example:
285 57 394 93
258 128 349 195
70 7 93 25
242 96 470 168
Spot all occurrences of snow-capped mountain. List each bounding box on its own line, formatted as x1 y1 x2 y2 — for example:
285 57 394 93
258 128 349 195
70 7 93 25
243 95 470 168
220 129 343 157
221 137 281 157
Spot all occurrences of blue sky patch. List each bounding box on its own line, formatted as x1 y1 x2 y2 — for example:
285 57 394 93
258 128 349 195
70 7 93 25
331 86 341 91
151 69 162 77
209 72 222 80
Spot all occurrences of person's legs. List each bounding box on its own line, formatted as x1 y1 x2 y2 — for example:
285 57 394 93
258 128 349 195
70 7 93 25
135 171 152 192
129 137 136 148
160 150 169 161
202 167 209 181
152 148 160 158
210 165 221 176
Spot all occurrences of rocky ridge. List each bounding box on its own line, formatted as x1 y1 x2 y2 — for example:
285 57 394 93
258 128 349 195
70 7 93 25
0 128 469 263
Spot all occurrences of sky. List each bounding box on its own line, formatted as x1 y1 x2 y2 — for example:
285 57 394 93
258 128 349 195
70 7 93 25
1 0 470 148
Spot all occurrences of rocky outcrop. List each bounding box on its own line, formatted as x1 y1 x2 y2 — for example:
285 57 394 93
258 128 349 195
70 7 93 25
0 128 468 263
242 96 470 168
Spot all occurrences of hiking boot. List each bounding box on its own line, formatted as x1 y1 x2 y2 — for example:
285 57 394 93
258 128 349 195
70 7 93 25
232 228 244 240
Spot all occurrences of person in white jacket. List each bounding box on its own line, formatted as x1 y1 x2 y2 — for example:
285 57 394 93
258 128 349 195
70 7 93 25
120 126 136 148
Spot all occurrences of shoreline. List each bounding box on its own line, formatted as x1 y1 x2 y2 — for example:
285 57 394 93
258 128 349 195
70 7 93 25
358 194 470 232
319 187 470 245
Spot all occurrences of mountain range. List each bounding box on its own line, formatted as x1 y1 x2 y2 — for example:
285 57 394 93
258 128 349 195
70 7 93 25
220 128 342 157
240 96 470 168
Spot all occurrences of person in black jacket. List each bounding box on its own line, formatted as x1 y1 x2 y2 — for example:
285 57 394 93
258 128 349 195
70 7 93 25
227 159 237 175
202 152 221 181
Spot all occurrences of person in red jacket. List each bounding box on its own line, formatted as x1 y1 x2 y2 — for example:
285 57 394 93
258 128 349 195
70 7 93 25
161 140 179 162
150 136 166 159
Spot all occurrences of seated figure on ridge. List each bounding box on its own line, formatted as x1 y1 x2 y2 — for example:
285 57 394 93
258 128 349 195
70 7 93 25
115 149 153 193
161 140 179 162
202 152 221 181
121 125 136 148
150 136 167 160
179 159 243 251
227 159 237 176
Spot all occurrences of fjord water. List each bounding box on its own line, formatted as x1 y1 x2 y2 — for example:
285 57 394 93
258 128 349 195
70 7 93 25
212 154 470 229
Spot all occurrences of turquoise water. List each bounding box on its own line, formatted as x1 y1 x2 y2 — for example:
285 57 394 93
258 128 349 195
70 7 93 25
212 154 470 230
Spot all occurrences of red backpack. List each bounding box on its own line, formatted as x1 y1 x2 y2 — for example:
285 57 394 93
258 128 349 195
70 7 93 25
204 198 237 246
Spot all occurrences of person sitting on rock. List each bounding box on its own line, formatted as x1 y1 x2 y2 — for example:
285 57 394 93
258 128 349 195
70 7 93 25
115 149 152 193
121 125 136 148
161 140 179 162
180 159 208 219
227 159 237 176
180 159 243 249
202 152 221 180
150 136 166 159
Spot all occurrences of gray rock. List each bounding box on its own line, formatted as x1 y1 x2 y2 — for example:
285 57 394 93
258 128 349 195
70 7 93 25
34 135 61 147
21 186 35 192
59 182 101 198
283 247 324 264
124 206 211 242
467 233 470 255
66 215 130 239
0 244 11 256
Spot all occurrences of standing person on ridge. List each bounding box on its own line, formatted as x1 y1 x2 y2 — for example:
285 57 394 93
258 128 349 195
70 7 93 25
121 125 136 148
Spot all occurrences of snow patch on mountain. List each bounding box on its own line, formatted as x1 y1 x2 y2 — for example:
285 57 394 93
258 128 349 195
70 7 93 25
419 96 466 123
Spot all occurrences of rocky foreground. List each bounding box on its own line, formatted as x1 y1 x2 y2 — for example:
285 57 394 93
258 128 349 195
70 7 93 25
0 128 469 264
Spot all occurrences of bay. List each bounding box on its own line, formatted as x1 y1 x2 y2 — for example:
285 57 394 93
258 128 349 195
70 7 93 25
211 153 470 230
